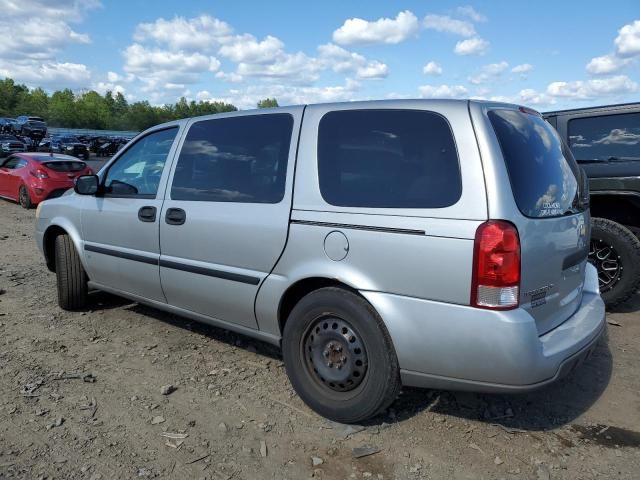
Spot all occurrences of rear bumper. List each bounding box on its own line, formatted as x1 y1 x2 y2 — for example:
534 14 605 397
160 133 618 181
362 264 606 393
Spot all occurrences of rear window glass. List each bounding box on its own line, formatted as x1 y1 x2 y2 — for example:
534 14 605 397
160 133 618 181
317 109 461 208
44 161 85 172
568 112 640 162
489 109 580 218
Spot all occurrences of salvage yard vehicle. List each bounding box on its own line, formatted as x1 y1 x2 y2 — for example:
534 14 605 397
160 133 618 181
14 115 47 138
544 103 640 308
49 136 90 160
35 100 605 423
0 152 93 208
0 134 26 157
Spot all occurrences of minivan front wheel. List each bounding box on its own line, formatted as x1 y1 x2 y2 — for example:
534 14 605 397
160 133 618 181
54 234 89 310
589 217 640 309
282 287 400 423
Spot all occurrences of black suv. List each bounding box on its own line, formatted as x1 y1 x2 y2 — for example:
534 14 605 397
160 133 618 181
545 103 640 308
49 135 90 159
14 115 47 138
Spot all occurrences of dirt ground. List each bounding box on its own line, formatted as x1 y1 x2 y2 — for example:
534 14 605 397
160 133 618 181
0 199 639 480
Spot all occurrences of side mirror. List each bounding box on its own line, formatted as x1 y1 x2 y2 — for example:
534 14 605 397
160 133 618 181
74 175 99 195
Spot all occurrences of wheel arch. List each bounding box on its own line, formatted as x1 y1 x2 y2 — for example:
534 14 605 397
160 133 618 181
277 277 363 336
42 220 84 273
590 193 640 231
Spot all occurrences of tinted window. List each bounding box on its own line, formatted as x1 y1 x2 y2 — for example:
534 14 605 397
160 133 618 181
2 157 20 169
171 114 293 203
489 109 580 218
317 110 461 208
104 127 177 197
568 112 640 162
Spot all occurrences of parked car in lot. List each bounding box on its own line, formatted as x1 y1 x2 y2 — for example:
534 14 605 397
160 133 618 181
48 136 90 160
0 152 93 208
0 118 17 134
544 102 640 308
0 134 26 157
35 100 605 423
14 115 47 138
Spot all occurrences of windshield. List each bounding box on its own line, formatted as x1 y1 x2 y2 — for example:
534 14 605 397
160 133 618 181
489 108 581 218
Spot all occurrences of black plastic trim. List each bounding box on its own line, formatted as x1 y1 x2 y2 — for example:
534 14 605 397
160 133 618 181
159 259 260 285
290 219 425 236
84 244 158 265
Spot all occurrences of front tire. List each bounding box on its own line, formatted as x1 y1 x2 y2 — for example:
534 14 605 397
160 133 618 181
19 185 33 209
54 234 89 310
589 217 640 309
282 287 401 423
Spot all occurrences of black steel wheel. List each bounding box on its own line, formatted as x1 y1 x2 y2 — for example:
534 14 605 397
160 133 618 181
303 316 368 393
282 287 401 423
589 217 640 309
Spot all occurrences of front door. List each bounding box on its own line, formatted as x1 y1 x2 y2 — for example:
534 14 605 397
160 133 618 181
159 110 301 328
81 126 180 302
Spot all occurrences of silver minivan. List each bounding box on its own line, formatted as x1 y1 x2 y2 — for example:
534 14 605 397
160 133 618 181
36 100 606 423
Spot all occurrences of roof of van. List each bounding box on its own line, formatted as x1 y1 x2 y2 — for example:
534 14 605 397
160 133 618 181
153 98 523 125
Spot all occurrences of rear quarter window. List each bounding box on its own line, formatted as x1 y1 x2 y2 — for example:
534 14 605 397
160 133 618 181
489 109 580 218
317 109 462 208
568 112 640 162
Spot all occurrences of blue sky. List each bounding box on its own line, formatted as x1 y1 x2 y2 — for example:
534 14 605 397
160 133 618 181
1 0 639 110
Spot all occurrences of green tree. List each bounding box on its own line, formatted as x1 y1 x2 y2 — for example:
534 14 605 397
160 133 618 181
257 98 279 108
48 89 76 127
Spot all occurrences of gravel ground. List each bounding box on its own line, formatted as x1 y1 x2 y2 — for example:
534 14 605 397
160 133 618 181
0 199 638 480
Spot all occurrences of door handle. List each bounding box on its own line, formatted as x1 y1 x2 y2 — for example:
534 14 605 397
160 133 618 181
138 206 157 222
165 208 186 225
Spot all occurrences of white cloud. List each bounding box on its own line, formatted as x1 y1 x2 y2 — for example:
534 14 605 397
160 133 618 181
454 37 489 55
236 52 323 85
93 80 126 96
456 6 487 23
0 62 91 88
418 84 468 98
215 71 243 83
546 75 638 99
317 43 388 79
423 15 476 37
614 19 640 57
469 61 508 84
218 35 284 63
0 0 98 88
198 80 362 109
511 63 533 74
332 10 419 45
519 88 554 106
423 61 443 75
134 15 233 52
586 54 629 74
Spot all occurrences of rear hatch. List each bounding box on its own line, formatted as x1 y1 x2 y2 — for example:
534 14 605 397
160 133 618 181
488 108 590 335
42 161 88 181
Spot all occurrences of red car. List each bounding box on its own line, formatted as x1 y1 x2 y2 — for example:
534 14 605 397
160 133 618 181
0 152 93 208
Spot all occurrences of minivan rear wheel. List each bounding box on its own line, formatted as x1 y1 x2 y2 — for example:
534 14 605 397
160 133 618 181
589 217 640 309
282 287 400 423
54 234 89 310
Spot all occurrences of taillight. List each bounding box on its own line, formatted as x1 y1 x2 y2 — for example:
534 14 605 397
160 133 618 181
30 169 49 179
471 220 521 310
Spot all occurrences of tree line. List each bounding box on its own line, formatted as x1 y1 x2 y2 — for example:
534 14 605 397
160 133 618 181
0 78 279 132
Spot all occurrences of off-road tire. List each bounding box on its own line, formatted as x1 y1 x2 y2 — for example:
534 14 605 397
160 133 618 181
282 287 401 423
590 217 640 309
54 234 88 310
18 185 33 209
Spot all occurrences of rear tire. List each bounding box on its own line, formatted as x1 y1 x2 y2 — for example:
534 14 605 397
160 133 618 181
54 234 89 310
589 217 640 309
282 287 401 423
18 185 33 209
